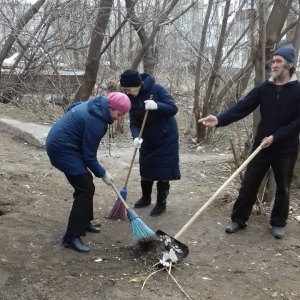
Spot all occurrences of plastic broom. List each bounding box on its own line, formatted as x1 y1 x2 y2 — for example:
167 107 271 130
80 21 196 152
110 182 156 242
108 109 150 220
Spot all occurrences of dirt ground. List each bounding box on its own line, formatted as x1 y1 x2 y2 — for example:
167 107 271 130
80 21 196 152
0 102 300 300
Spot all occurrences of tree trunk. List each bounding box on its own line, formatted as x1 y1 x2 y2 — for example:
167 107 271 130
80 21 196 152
194 0 213 143
292 1 300 61
73 0 114 102
198 0 231 141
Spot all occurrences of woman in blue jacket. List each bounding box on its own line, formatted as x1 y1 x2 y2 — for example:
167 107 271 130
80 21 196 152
120 69 181 216
46 92 131 253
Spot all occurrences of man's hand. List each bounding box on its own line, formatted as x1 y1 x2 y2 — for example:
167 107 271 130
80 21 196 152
102 171 114 185
261 136 274 148
133 137 143 149
144 100 158 110
198 115 218 127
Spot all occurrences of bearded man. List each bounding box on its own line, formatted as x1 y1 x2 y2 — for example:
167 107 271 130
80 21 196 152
199 44 300 239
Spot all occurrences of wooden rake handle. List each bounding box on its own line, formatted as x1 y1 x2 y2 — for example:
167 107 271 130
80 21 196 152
174 145 263 239
123 95 152 188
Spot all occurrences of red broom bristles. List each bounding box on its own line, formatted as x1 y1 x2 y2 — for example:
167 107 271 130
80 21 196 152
108 187 127 219
108 197 126 220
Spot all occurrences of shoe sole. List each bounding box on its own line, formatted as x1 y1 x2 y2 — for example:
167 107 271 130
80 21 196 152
273 235 284 239
134 204 151 208
150 210 166 217
272 231 284 239
225 229 237 233
225 226 243 233
86 229 100 233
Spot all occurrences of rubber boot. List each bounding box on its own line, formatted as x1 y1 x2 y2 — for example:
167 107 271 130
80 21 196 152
150 181 170 216
134 180 153 208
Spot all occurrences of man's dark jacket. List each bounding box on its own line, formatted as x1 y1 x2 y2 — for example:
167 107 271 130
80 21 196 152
217 74 300 153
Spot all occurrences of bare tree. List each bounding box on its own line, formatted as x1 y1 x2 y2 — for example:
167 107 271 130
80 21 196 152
73 0 114 102
193 0 214 139
0 0 298 135
0 0 46 78
198 0 231 141
125 0 195 73
194 0 298 143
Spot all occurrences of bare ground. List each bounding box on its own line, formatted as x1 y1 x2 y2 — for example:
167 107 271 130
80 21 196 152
0 102 300 300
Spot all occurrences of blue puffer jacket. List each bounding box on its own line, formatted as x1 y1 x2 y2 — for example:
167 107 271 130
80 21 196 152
129 73 181 181
46 96 113 177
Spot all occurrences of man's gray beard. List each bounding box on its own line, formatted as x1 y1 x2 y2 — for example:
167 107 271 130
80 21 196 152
272 68 289 81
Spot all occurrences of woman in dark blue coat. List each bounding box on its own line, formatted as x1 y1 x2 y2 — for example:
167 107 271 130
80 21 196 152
120 69 181 216
46 92 131 253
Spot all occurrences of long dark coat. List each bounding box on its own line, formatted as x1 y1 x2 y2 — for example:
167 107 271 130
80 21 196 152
129 73 181 181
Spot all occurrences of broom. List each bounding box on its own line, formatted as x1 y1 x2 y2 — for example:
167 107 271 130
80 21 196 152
108 108 150 220
110 182 156 242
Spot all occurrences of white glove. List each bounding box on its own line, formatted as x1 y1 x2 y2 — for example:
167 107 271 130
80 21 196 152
133 137 143 148
102 171 114 185
144 99 158 110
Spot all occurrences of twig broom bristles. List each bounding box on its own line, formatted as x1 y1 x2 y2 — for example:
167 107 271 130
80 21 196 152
108 109 150 220
110 182 156 242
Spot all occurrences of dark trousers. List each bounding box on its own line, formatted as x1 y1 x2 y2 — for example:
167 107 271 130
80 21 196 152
231 151 297 227
64 172 95 236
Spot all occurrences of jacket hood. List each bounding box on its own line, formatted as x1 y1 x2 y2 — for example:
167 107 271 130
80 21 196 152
88 96 113 124
140 73 155 95
268 72 298 84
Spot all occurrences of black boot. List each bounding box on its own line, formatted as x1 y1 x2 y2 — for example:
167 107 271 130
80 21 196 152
86 222 100 233
62 235 90 253
150 181 170 216
134 180 153 208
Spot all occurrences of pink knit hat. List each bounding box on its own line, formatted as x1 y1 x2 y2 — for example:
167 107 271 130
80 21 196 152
108 92 131 113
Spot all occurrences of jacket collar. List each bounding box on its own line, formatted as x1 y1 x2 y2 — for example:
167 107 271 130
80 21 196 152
268 72 298 84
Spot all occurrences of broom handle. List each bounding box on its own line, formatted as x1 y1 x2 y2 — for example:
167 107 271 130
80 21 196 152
111 182 129 209
123 95 152 188
174 145 262 240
